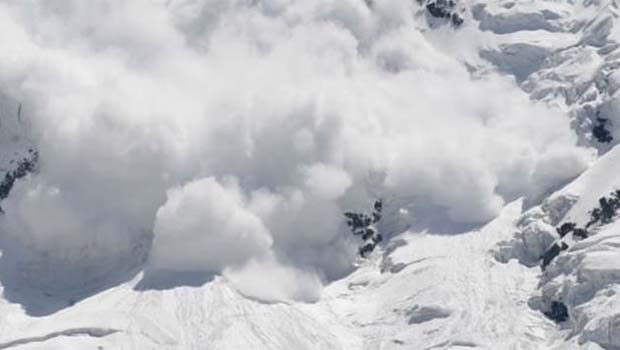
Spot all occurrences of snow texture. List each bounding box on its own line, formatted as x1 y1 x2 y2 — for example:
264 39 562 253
0 0 618 349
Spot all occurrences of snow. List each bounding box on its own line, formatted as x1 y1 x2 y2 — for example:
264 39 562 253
556 145 620 226
0 199 565 350
320 200 559 349
540 222 620 349
481 42 553 82
0 0 619 349
0 194 605 350
0 0 595 303
150 177 273 273
498 138 620 349
466 0 620 152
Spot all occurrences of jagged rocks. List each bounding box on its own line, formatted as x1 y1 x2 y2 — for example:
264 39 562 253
495 218 556 267
557 222 576 238
586 190 620 228
495 194 577 266
539 189 620 269
555 221 587 240
592 117 613 143
544 300 569 323
344 199 383 257
471 0 620 153
539 224 620 347
541 242 570 269
0 149 37 210
0 96 38 209
417 0 464 27
573 228 589 240
344 212 373 230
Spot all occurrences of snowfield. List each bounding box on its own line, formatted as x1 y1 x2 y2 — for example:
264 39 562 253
0 201 564 350
0 0 619 349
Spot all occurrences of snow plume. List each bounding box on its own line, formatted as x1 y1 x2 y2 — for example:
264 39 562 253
150 177 273 272
224 259 323 303
0 0 592 301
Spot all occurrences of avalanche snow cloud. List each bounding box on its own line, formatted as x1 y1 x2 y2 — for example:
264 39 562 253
0 0 592 301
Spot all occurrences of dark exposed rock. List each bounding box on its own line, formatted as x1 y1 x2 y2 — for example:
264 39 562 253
417 0 464 27
555 221 588 241
541 243 562 269
572 228 588 240
345 199 383 257
362 227 376 241
587 208 601 228
598 197 617 224
451 13 464 26
543 301 569 323
0 149 38 211
426 0 455 18
373 199 382 222
586 191 620 227
344 212 373 231
359 243 375 257
540 189 620 268
556 222 576 238
592 117 613 143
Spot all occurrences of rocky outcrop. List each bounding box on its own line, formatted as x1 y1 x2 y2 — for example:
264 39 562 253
418 0 464 27
0 149 38 210
345 199 383 257
496 177 620 347
472 0 620 153
0 97 38 211
543 300 569 323
495 194 577 266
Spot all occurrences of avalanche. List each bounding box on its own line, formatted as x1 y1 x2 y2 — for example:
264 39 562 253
0 0 619 349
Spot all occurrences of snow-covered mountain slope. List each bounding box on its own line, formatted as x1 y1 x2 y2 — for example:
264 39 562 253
0 194 612 350
0 0 619 349
496 145 620 350
418 0 620 150
0 201 558 350
468 0 620 151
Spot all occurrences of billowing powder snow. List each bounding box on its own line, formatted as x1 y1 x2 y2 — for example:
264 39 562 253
0 0 592 301
0 1 619 349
